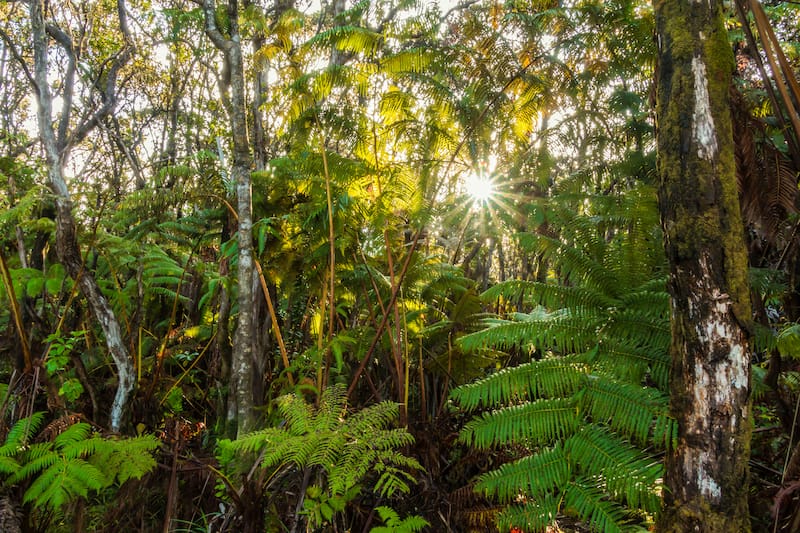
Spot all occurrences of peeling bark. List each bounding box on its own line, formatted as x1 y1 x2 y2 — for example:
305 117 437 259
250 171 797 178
654 0 752 530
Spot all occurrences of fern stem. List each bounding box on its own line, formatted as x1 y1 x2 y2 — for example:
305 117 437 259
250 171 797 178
319 128 336 392
0 249 31 371
347 230 423 399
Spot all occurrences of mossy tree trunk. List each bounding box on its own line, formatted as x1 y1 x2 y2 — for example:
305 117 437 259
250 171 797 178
654 0 752 530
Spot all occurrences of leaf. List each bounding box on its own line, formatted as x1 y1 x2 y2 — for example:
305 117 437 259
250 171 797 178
778 324 800 359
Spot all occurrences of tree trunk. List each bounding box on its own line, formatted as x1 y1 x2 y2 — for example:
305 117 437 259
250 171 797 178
29 0 135 433
654 0 752 530
203 0 257 437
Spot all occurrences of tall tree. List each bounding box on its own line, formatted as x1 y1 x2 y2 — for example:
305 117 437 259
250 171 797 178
202 0 258 437
27 0 136 432
654 0 752 530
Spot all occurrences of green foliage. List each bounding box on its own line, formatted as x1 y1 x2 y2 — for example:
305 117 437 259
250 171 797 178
452 187 671 532
777 323 800 359
217 385 423 528
370 505 430 533
0 415 159 512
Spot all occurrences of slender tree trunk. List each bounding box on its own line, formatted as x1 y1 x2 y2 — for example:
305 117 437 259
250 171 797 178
654 0 752 530
29 0 135 432
203 0 257 437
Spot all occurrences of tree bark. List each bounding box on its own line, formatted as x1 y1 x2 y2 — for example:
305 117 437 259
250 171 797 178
29 0 135 432
654 0 752 530
203 0 257 437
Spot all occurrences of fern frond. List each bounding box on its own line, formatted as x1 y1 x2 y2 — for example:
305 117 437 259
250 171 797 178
53 423 93 449
475 445 570 502
12 447 59 483
370 505 430 532
0 412 45 451
88 435 159 485
516 233 619 297
346 400 400 434
305 25 382 57
602 308 670 353
565 426 662 513
563 478 637 533
372 461 418 497
459 398 580 449
582 341 669 390
451 356 588 410
278 394 316 436
459 313 600 354
0 454 19 475
23 458 105 510
495 496 561 533
313 384 348 433
482 280 618 311
578 377 669 445
381 47 434 75
618 289 669 319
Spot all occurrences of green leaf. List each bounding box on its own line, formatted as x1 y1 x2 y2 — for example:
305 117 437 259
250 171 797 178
778 324 800 359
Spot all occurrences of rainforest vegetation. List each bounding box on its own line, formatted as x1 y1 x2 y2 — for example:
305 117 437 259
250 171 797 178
1 0 800 531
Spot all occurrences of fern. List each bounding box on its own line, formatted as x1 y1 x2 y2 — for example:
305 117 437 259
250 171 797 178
578 377 672 446
565 426 662 513
563 479 642 533
450 357 588 410
369 505 430 533
1 416 158 512
452 184 671 532
496 495 562 533
474 445 571 502
459 398 581 449
218 385 422 528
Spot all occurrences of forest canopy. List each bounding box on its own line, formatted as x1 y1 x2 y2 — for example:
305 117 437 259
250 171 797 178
1 0 800 531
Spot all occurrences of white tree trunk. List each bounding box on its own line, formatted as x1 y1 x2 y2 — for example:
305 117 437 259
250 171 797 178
29 0 135 432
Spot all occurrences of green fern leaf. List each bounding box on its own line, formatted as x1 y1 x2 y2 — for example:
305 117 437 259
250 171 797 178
565 426 662 513
0 412 45 452
88 435 159 485
578 377 669 446
475 445 570 502
459 398 580 449
369 505 429 532
496 496 561 533
451 356 588 410
563 478 645 533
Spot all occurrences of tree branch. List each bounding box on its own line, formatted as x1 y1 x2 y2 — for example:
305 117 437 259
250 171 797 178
0 27 36 90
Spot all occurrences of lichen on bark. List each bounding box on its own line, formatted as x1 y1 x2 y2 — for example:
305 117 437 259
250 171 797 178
654 0 752 530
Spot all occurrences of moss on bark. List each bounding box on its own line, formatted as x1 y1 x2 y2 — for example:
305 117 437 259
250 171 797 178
654 0 752 530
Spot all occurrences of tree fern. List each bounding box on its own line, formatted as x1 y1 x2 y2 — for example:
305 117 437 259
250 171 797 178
452 185 672 532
